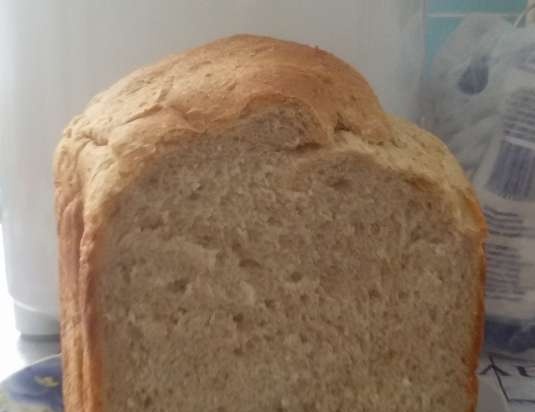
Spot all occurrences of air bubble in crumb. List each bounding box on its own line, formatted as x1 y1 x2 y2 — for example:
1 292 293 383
368 288 381 299
168 278 189 294
288 271 304 283
233 313 244 324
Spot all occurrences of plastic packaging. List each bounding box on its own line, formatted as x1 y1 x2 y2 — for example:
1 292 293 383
424 15 535 359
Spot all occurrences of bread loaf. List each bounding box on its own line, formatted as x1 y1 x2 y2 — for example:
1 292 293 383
54 35 486 412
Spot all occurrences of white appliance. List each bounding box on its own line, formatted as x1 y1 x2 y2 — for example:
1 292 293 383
0 0 424 335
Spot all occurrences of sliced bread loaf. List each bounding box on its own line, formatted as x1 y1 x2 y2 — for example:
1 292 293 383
54 34 486 412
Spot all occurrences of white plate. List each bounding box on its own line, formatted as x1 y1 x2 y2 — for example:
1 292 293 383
0 355 61 412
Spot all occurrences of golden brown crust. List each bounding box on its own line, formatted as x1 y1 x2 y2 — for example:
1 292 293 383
54 34 486 412
57 196 84 412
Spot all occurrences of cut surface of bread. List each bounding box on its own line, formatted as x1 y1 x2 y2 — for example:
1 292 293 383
54 35 486 412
